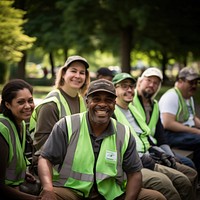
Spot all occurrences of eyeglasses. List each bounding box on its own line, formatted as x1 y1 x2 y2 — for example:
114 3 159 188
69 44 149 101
116 83 135 90
185 80 198 86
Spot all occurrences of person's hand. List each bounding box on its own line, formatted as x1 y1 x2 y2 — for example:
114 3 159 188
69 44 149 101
168 156 177 169
40 190 57 200
25 172 36 183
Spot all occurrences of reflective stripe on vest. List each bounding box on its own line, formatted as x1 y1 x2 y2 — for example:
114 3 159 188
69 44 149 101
54 112 129 199
174 87 195 122
114 105 150 153
0 116 26 185
133 92 159 144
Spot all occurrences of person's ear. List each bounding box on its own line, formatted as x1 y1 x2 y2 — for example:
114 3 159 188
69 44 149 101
5 102 11 109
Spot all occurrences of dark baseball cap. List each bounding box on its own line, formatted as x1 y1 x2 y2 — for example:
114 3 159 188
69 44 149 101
178 67 200 81
112 73 136 85
96 67 114 77
86 79 116 97
63 55 89 69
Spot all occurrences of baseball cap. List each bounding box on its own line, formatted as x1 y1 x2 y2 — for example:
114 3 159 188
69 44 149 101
63 55 89 69
86 79 116 97
112 73 136 85
178 67 200 81
96 67 114 77
141 67 163 81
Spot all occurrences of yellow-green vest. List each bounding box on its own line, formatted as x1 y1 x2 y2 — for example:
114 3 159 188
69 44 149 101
174 87 195 123
29 89 86 133
53 112 130 200
114 104 151 153
133 90 159 144
0 114 27 186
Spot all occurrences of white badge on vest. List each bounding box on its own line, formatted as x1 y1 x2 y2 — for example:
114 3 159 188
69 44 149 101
106 150 117 161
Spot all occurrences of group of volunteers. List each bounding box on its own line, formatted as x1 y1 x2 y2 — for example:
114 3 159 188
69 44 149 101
0 55 200 200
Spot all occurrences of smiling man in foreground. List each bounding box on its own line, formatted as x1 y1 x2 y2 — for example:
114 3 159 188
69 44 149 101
37 79 165 200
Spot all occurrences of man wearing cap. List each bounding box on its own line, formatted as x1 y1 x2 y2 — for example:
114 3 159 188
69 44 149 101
159 66 200 179
133 68 196 169
37 79 166 200
29 55 90 176
96 67 114 81
112 72 196 200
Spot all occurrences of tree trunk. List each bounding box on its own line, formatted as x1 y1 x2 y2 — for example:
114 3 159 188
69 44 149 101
161 51 168 82
49 52 55 78
63 48 68 62
17 51 26 79
120 26 132 73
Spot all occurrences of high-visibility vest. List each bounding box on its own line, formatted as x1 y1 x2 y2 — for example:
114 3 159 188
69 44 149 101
29 89 86 181
0 114 27 186
174 87 195 123
29 89 86 134
114 104 151 153
53 112 130 199
133 91 159 144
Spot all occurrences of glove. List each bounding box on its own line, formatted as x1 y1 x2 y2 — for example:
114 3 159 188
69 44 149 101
149 146 177 169
167 156 177 169
40 190 57 200
140 154 156 170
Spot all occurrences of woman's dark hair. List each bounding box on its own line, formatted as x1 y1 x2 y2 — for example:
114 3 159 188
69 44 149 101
0 79 33 120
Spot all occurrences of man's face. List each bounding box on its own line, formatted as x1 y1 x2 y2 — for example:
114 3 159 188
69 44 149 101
86 91 116 125
139 76 161 99
180 78 198 98
115 79 135 105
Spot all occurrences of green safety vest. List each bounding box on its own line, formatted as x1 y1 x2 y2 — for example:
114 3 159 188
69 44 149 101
114 104 151 153
173 87 195 123
53 112 130 199
133 91 159 144
0 114 28 186
29 89 86 133
29 89 86 181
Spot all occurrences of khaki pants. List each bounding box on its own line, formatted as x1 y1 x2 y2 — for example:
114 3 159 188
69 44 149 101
53 187 166 200
154 163 196 200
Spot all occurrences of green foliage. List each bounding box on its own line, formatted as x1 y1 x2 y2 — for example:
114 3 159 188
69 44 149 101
0 0 36 63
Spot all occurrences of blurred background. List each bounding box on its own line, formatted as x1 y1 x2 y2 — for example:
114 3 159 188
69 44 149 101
0 0 200 86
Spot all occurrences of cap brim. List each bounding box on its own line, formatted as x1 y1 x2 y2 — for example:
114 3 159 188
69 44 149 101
87 89 116 97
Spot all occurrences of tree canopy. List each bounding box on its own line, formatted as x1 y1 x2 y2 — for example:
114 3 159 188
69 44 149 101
0 0 35 63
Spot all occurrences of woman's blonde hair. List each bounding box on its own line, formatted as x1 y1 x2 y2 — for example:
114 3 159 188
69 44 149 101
54 64 90 96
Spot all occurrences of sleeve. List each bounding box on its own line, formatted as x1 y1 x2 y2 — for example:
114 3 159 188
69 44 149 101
122 132 143 174
33 102 59 153
40 118 68 166
159 90 179 115
0 134 9 184
154 116 168 145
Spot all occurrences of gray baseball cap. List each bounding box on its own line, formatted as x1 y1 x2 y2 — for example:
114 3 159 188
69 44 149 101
63 55 89 69
178 67 200 81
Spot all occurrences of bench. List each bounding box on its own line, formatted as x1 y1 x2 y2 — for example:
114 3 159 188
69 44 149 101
172 148 194 159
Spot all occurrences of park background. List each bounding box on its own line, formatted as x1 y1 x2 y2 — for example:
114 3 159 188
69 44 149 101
0 0 200 115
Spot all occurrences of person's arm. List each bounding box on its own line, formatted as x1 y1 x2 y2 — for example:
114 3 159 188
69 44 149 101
0 135 40 200
34 102 59 152
125 171 142 200
38 156 53 191
162 112 200 135
194 115 200 128
38 156 57 200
